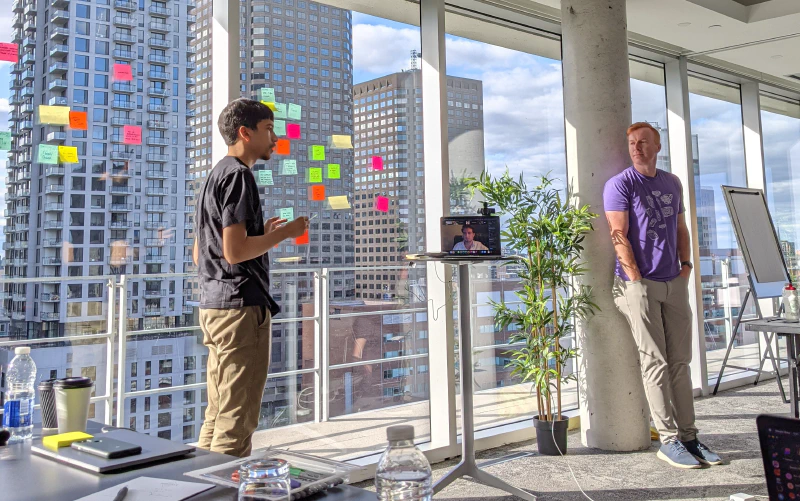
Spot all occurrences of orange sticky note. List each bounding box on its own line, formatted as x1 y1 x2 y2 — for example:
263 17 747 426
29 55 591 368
274 139 290 155
375 196 389 213
123 125 142 145
113 63 133 81
69 111 88 130
309 185 325 201
295 230 309 245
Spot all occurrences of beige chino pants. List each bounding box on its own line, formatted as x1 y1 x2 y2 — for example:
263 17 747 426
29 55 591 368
198 305 272 457
613 275 699 444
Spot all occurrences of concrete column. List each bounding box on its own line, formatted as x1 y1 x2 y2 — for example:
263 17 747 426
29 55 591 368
211 0 241 166
561 0 651 450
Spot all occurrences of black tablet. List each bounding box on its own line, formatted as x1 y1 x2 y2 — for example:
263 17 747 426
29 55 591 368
757 414 800 500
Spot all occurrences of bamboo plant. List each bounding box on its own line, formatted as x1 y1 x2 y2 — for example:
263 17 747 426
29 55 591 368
468 172 597 422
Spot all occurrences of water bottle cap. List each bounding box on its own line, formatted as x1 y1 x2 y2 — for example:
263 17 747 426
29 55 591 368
14 347 30 355
387 425 414 441
787 284 796 291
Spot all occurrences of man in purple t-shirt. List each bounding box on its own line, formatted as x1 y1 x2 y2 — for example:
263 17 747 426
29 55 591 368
603 123 722 469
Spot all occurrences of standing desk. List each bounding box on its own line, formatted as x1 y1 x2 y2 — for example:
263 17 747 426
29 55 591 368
745 318 800 418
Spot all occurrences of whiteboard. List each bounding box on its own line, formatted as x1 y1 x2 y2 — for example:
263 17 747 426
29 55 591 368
722 186 789 299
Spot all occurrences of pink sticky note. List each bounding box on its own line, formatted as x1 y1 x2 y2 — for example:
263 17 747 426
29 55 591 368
286 123 301 140
123 125 142 145
0 43 19 63
375 196 389 213
113 63 133 81
371 156 383 171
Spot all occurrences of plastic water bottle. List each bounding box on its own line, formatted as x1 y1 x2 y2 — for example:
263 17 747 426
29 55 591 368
784 284 799 322
375 425 432 501
2 347 37 443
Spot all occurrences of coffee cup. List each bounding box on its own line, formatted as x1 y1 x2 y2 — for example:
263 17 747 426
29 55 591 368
54 377 94 434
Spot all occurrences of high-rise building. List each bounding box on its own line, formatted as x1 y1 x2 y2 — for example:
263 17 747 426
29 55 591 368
352 70 485 300
5 0 198 339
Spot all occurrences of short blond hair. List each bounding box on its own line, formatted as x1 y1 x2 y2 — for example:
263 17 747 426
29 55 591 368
627 122 661 145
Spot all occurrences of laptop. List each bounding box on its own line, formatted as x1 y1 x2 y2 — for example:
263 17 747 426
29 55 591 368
757 414 800 500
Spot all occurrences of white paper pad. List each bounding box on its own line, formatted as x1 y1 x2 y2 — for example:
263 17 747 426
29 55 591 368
74 476 214 501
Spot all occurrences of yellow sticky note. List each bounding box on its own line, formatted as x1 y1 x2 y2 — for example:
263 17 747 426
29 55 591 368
327 196 350 210
43 431 94 451
58 145 79 164
261 101 277 111
329 135 353 149
39 105 71 125
307 168 323 184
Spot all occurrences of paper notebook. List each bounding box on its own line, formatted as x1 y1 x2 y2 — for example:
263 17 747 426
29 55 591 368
74 476 213 501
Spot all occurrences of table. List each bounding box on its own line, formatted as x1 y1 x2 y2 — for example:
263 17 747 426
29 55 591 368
0 421 375 501
745 318 800 418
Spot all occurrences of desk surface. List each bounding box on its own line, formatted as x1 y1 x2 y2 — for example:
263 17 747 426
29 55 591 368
0 422 374 501
745 318 800 334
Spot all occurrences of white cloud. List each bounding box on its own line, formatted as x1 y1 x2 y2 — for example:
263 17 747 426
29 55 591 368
353 23 419 81
0 98 10 114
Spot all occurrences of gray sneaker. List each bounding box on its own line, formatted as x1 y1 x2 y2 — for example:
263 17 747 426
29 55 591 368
682 439 723 465
656 440 702 469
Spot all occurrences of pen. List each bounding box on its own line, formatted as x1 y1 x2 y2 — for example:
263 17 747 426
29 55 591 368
112 486 128 501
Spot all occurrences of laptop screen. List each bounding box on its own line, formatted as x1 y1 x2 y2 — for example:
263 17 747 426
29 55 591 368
440 216 502 256
758 414 800 500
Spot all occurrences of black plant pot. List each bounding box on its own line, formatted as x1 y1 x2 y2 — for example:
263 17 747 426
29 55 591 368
534 415 569 456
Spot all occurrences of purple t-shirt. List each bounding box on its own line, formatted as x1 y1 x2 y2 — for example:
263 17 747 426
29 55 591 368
603 166 684 282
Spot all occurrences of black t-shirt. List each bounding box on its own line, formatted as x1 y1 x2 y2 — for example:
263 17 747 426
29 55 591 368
195 156 280 315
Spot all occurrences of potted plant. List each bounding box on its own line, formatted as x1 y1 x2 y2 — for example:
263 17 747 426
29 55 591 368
468 172 597 455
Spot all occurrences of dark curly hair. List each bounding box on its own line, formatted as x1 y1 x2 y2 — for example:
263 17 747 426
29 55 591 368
217 98 275 146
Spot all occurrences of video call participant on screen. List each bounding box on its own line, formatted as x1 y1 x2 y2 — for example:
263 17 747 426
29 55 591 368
193 98 308 457
603 122 721 470
452 225 488 252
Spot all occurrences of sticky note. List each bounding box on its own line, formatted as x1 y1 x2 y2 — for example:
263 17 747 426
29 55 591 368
372 156 384 171
58 145 79 164
0 132 11 151
287 123 301 140
261 88 275 102
375 196 389 213
0 43 19 63
274 139 290 155
326 164 341 179
38 105 71 125
257 170 274 186
307 168 322 183
42 431 93 451
288 104 302 120
113 63 133 81
273 103 287 119
327 196 350 210
295 230 309 245
273 120 286 137
281 159 297 175
278 207 294 220
69 111 88 130
38 144 59 164
123 125 142 145
261 101 276 111
309 185 325 201
308 145 325 161
329 135 353 149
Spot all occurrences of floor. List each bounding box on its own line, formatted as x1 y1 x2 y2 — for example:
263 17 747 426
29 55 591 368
355 377 788 501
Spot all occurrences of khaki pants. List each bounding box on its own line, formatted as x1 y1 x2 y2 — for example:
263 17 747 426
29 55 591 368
613 276 699 444
198 306 272 457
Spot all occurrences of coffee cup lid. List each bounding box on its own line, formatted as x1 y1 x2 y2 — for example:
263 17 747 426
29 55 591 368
54 377 94 389
38 378 57 390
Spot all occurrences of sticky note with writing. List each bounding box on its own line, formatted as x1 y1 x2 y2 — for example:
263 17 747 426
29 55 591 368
295 230 309 245
288 104 302 120
0 43 19 63
328 135 353 149
38 144 59 164
307 168 322 183
309 185 325 201
375 196 389 213
260 87 275 103
281 159 298 175
257 170 274 186
308 145 325 161
69 111 88 130
58 145 79 164
113 63 133 81
273 103 287 119
278 207 294 221
273 120 286 137
39 105 71 125
123 125 142 145
326 164 341 180
0 132 11 151
274 139 290 155
286 123 301 140
371 156 384 171
327 196 350 210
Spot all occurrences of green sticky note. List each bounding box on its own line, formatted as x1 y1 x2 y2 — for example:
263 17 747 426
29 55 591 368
308 168 322 184
273 119 286 137
257 169 274 186
261 87 275 102
0 131 11 151
281 159 297 175
279 207 294 220
274 103 287 119
38 144 59 164
308 145 325 161
326 164 341 180
288 103 302 120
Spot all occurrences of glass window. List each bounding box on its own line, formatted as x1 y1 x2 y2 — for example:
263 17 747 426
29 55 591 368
76 55 89 69
75 38 90 53
76 4 90 18
74 72 89 87
630 59 670 171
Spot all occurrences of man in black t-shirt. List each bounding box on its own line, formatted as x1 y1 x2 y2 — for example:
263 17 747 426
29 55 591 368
193 99 308 457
